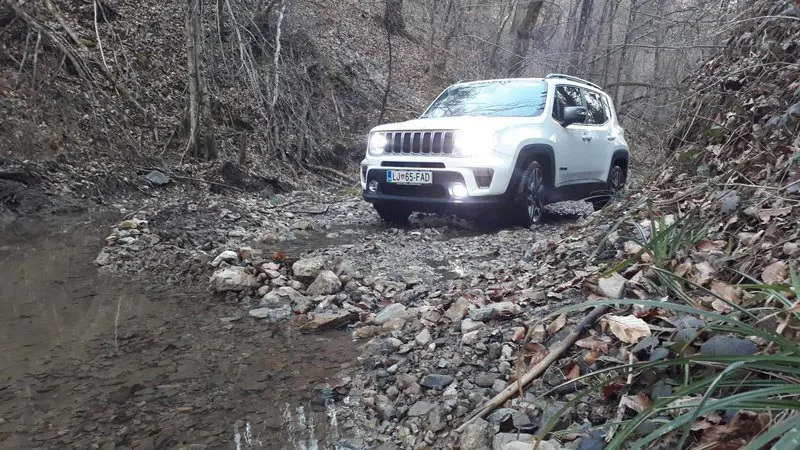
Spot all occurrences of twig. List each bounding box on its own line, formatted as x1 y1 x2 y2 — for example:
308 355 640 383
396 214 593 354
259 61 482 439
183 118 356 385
93 0 110 71
305 163 356 183
285 205 329 215
171 174 244 193
456 305 610 432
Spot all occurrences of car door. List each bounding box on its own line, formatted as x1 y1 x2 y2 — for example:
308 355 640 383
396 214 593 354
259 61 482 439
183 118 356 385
582 88 615 184
552 85 595 186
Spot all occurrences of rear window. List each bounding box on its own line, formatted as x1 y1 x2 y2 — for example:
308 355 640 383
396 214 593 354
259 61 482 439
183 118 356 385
422 80 548 118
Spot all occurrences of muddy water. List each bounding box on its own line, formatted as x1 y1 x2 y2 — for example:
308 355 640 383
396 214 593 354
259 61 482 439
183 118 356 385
0 214 360 449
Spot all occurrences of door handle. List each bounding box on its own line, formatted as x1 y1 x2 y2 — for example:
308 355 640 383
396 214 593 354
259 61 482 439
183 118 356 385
606 136 616 141
582 135 592 143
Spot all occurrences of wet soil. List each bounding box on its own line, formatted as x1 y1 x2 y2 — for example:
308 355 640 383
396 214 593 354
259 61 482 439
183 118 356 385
0 214 360 449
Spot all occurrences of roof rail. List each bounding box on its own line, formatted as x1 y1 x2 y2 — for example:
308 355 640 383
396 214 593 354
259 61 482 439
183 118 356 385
545 73 602 90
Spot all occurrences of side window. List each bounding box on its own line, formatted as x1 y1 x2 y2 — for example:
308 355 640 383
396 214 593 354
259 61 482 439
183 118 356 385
584 89 607 124
552 85 583 121
602 95 614 122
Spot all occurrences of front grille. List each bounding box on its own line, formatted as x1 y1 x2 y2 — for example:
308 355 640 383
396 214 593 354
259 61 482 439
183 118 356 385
382 131 455 155
381 161 446 168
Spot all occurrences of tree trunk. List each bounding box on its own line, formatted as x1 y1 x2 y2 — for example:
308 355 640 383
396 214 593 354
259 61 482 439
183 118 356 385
186 0 216 160
384 0 405 36
571 0 594 74
612 0 637 105
507 0 544 77
489 2 514 73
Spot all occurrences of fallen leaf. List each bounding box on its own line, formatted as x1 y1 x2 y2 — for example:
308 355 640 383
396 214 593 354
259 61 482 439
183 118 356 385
690 261 716 286
511 327 526 342
602 382 624 401
546 314 567 335
762 261 789 283
757 206 792 223
575 335 610 353
697 240 726 252
698 410 770 449
529 323 546 342
710 280 743 304
674 261 692 277
620 393 653 413
602 314 652 344
711 299 734 313
565 362 581 380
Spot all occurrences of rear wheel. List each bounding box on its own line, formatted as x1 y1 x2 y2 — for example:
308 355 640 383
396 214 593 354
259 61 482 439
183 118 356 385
593 163 626 210
374 204 410 224
514 160 547 226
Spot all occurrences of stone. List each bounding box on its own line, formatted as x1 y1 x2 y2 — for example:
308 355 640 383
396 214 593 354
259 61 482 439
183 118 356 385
299 311 357 333
501 441 562 450
539 401 569 431
783 242 800 257
375 395 395 421
374 303 409 325
462 318 485 333
493 433 535 450
262 286 308 307
145 170 170 186
407 401 436 417
292 220 314 230
469 307 496 322
475 373 500 388
444 297 473 321
598 273 627 298
492 379 507 394
459 418 493 450
490 301 522 318
415 328 432 346
209 267 257 292
701 336 758 356
211 250 238 267
421 373 454 389
94 250 113 266
248 306 292 321
462 330 482 345
428 406 446 432
305 270 342 297
292 256 328 281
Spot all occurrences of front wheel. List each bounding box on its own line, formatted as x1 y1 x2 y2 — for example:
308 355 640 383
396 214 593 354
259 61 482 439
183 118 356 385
514 160 547 226
374 204 410 225
593 164 626 210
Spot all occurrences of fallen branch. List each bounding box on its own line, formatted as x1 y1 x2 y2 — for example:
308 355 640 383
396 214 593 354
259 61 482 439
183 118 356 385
455 304 610 433
306 163 355 183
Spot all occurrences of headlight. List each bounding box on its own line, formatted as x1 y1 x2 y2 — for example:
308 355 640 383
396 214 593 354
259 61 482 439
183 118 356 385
368 133 388 155
454 130 496 157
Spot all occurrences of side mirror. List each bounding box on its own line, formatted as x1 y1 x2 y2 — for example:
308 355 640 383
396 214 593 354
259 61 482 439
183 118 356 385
562 106 588 127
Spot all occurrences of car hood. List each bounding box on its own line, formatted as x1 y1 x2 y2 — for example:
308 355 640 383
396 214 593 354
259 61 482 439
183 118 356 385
370 116 544 133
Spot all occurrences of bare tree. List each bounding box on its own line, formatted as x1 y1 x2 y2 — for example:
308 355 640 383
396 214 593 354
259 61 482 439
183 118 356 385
384 0 406 36
508 0 544 76
185 0 216 161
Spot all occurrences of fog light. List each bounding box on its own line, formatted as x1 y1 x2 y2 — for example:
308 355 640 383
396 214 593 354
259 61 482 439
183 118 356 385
368 180 379 192
450 183 468 198
473 168 494 189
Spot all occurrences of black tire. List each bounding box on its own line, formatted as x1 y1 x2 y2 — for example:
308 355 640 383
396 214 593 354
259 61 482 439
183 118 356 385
593 163 626 210
514 160 547 226
374 204 410 224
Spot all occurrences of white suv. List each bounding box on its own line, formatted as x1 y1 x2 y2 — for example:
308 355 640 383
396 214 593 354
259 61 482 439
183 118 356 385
360 74 629 225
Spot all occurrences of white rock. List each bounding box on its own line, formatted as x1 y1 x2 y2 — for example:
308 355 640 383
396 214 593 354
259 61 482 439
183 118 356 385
461 318 485 333
374 303 409 325
292 256 328 280
210 267 257 292
262 286 307 306
415 328 432 346
249 305 292 321
94 249 113 266
598 273 627 298
461 330 482 345
305 270 342 297
211 250 238 267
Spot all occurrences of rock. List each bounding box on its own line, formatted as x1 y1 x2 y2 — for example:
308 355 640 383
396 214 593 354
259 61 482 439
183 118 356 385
539 401 569 431
462 318 485 333
211 250 238 267
598 273 627 298
502 440 563 450
299 311 357 333
262 286 308 307
375 395 395 421
408 401 436 417
374 303 409 325
415 328 432 346
493 433 535 450
492 379 507 394
462 330 482 345
459 418 493 450
783 242 800 257
420 373 454 389
445 297 473 321
145 170 170 186
94 250 113 266
249 306 292 321
209 267 257 292
305 270 342 297
469 308 496 322
428 406 446 432
118 219 145 230
292 256 328 281
701 336 758 356
490 301 522 318
292 220 314 230
475 373 499 388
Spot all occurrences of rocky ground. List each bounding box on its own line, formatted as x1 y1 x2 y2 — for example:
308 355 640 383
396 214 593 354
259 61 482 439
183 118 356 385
84 173 634 449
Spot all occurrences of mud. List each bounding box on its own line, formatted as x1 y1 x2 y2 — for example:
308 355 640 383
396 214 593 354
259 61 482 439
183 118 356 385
0 214 360 449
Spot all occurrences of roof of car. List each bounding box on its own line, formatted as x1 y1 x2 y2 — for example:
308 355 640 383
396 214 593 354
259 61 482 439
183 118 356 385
454 75 604 91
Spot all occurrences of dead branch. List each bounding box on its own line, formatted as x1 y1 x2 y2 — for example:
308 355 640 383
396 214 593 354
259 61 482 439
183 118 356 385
456 305 610 433
93 0 109 71
305 163 356 183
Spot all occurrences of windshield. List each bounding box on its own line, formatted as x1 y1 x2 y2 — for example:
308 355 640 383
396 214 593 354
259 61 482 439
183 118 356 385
421 80 548 118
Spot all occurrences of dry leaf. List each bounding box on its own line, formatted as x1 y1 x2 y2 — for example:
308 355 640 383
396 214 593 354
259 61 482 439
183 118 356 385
529 323 546 342
575 335 610 353
698 411 770 450
674 261 692 277
547 314 567 335
711 299 734 313
511 327 526 342
565 362 581 380
697 240 726 252
762 261 789 283
620 393 653 413
757 206 792 223
602 314 652 344
602 382 625 401
690 261 716 286
710 280 743 304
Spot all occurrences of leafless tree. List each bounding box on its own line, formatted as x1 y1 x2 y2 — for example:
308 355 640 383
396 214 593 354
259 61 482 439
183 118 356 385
185 0 216 161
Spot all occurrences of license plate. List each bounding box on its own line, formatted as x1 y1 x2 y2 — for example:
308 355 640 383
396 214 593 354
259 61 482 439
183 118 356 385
386 170 433 185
